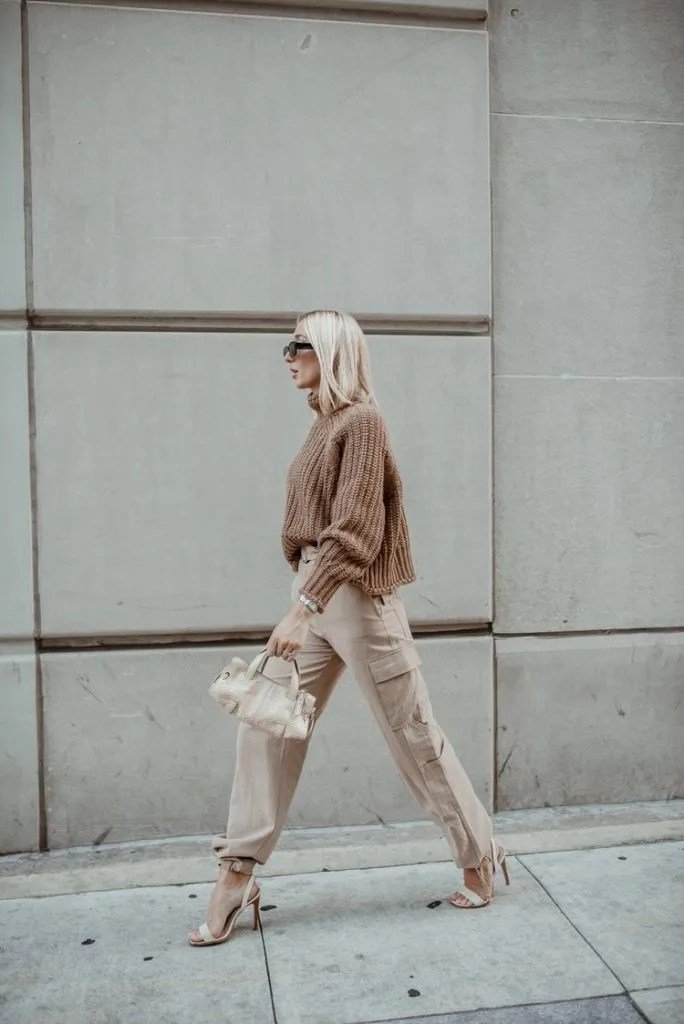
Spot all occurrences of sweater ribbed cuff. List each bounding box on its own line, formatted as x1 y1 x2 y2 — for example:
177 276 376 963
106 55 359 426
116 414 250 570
395 546 415 587
297 564 345 613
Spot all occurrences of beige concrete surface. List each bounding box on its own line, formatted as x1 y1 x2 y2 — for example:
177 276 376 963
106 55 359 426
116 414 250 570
491 116 684 378
260 860 621 1023
631 987 684 1024
28 4 490 314
40 635 492 848
0 332 34 640
0 0 25 313
0 642 40 854
495 633 684 808
32 332 491 637
2 800 681 901
490 0 684 121
522 842 684 990
18 845 684 1024
493 377 684 633
0 882 273 1023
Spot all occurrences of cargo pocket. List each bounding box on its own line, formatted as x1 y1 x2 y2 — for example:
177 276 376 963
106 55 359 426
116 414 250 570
368 641 423 730
405 712 466 830
405 708 443 768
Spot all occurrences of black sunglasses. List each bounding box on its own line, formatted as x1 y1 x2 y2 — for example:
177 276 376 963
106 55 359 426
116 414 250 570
283 339 314 358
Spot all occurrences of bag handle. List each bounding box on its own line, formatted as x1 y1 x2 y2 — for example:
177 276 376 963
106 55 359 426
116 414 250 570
245 649 301 700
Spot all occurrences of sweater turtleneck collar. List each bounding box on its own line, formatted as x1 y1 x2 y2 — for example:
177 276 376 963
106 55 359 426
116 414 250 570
307 389 362 417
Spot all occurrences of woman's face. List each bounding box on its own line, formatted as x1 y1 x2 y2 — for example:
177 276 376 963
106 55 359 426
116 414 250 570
285 323 321 391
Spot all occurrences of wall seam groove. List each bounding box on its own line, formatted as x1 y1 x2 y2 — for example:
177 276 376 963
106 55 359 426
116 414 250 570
37 626 493 653
494 373 684 382
491 110 684 128
486 28 498 813
26 328 46 851
494 626 684 640
34 622 684 654
29 0 488 31
27 312 491 336
21 0 47 853
20 0 33 313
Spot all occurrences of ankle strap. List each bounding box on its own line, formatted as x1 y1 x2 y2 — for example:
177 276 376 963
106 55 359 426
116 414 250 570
241 875 258 909
221 857 253 876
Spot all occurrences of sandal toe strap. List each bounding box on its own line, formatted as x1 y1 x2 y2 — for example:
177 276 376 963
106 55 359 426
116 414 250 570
451 886 489 907
198 922 215 942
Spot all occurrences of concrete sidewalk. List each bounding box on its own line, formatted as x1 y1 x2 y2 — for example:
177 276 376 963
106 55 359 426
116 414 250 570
1 805 683 1024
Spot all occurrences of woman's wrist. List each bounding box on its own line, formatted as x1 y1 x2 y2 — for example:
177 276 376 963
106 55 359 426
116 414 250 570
292 597 316 618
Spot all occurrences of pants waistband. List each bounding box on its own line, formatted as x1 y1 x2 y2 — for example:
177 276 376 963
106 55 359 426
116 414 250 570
300 543 319 562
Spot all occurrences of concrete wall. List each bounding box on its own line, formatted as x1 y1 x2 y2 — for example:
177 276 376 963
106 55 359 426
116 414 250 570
3 0 495 852
1 0 682 853
1 0 40 853
490 0 684 808
28 4 490 314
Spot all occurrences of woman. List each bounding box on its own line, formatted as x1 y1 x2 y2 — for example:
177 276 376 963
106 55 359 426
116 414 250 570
188 309 509 946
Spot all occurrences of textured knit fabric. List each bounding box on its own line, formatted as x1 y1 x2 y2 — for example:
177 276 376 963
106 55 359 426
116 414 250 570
280 389 417 611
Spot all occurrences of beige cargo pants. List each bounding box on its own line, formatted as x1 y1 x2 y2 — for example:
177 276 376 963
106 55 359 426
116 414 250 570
212 544 493 870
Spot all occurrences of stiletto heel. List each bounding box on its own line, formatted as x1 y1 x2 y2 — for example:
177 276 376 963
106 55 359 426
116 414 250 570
189 874 261 947
500 849 510 886
490 836 511 893
448 836 510 910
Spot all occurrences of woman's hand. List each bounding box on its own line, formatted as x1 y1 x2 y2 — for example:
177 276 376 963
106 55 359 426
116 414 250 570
266 602 314 661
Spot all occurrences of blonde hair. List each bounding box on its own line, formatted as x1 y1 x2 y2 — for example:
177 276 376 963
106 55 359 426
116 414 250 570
295 309 379 417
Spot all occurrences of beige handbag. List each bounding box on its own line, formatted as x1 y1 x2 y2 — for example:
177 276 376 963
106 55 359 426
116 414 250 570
208 649 316 740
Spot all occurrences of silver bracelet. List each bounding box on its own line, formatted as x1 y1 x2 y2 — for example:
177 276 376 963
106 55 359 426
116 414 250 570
298 593 319 614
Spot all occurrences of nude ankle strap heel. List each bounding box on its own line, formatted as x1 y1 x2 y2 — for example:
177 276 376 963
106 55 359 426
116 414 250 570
448 837 510 910
189 874 261 947
497 840 510 887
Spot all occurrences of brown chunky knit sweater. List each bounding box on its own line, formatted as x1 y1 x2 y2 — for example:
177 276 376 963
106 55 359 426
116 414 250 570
281 389 417 612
